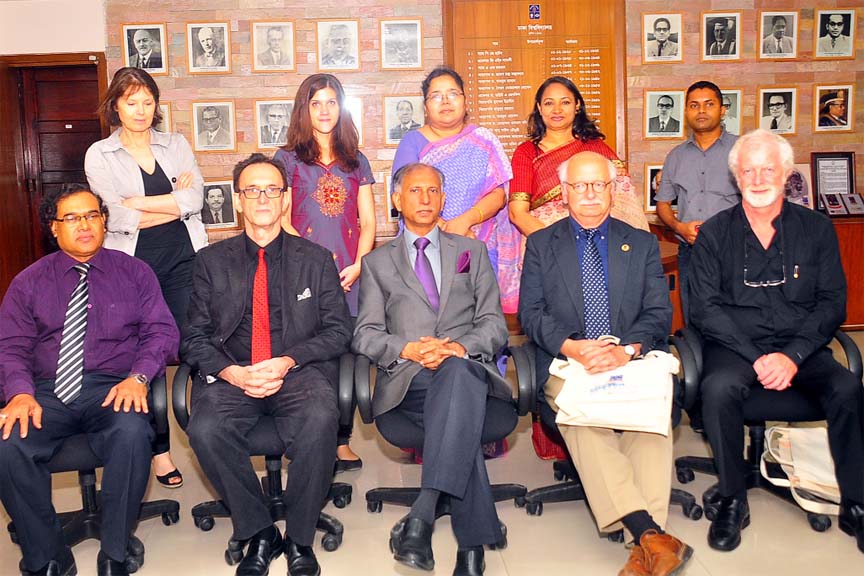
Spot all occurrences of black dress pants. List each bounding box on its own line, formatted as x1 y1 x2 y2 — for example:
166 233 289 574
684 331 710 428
0 374 154 571
397 358 505 547
701 343 864 502
187 365 338 546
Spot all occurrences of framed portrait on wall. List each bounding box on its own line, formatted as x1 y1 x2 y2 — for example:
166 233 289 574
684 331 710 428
644 164 675 212
202 181 237 229
380 19 423 70
252 21 295 72
187 22 231 74
758 12 798 60
785 164 813 209
191 101 236 152
383 95 424 146
154 103 171 133
814 84 853 133
122 23 167 75
644 90 685 139
316 20 360 72
758 87 797 136
719 89 742 136
814 10 856 59
255 100 294 150
701 12 741 62
642 13 682 64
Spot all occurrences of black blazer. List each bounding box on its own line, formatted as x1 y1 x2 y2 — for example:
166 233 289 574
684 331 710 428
519 217 672 389
181 232 352 386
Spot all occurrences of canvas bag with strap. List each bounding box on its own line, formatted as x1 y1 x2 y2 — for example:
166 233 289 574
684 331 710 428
760 425 841 515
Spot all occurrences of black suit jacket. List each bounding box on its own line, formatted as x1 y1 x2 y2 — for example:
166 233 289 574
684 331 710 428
518 217 672 389
181 232 352 386
130 52 162 69
201 206 233 225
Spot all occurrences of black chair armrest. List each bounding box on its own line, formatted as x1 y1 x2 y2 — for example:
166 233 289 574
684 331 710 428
835 331 863 379
354 355 373 424
670 331 700 412
338 353 355 427
172 363 192 431
151 375 169 436
509 342 537 416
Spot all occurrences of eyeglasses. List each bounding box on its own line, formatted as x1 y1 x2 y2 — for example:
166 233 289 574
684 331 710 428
657 103 673 109
654 27 670 32
426 90 464 104
768 102 785 108
562 181 612 194
54 212 103 226
203 115 220 122
743 237 786 288
239 186 285 199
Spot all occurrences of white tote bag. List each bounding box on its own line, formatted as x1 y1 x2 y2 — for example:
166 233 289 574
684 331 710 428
760 425 841 515
550 350 679 436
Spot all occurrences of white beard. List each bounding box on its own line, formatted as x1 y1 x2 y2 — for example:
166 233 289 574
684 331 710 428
743 188 782 209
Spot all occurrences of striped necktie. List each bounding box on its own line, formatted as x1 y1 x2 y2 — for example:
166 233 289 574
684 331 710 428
55 263 91 404
581 228 610 339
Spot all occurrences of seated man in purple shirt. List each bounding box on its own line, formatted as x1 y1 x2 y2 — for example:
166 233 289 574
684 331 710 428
0 183 178 576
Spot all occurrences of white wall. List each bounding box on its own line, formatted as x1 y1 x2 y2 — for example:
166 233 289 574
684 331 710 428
0 0 106 55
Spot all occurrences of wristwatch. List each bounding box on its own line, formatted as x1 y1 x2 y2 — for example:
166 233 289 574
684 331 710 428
130 373 149 386
623 345 637 359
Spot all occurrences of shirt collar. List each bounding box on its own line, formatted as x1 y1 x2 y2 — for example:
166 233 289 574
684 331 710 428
570 216 610 239
102 127 171 152
403 226 441 251
685 126 732 150
244 230 284 259
56 246 107 275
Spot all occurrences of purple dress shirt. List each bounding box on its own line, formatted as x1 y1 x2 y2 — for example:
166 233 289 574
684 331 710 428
0 248 179 401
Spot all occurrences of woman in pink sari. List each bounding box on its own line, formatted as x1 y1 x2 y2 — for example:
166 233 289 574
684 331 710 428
392 66 521 314
509 76 647 242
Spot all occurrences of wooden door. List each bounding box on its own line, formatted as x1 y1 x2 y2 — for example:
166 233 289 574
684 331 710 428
20 65 103 258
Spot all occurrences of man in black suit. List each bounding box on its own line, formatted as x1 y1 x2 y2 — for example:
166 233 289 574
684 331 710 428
201 186 233 225
648 95 680 134
129 29 162 69
259 104 289 147
182 154 352 576
519 151 692 576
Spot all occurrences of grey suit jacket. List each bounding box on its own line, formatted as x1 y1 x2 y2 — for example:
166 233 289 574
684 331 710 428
518 217 672 388
353 231 510 417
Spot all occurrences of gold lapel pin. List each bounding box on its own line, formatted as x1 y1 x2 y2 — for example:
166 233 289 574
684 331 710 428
621 244 631 252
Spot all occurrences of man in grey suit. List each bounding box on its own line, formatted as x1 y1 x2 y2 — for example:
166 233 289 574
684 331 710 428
761 15 793 55
353 163 513 576
519 151 692 576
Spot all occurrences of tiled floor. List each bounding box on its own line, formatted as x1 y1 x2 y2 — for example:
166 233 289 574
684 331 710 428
3 332 864 575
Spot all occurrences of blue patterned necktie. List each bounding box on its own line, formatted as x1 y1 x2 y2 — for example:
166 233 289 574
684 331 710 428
581 228 610 339
414 237 439 312
54 263 91 404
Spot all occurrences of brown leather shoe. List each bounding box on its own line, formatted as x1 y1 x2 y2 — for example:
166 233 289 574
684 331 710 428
618 545 651 576
639 530 693 576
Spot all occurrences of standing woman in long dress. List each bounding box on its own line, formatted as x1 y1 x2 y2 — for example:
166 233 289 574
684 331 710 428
274 73 375 471
85 67 207 488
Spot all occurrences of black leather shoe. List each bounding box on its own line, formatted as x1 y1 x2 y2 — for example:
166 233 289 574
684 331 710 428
96 551 128 576
391 517 434 571
334 458 363 474
284 534 320 576
707 495 750 551
839 501 864 553
453 546 484 576
19 546 77 576
236 526 284 576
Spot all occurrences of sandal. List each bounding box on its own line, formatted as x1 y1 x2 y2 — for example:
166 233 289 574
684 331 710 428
155 468 184 488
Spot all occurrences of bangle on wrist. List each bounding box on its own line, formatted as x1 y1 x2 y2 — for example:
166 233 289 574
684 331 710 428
473 206 484 224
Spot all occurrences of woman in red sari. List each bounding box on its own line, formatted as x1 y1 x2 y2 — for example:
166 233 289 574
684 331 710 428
509 76 647 240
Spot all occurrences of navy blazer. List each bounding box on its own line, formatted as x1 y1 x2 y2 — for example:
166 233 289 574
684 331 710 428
518 216 672 390
181 232 352 386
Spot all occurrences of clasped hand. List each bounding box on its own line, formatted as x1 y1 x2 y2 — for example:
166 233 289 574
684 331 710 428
561 338 630 374
753 352 797 391
401 336 466 370
219 357 295 398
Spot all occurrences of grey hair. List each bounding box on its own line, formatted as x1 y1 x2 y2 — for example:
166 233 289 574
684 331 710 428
728 129 794 175
557 154 617 184
392 163 445 195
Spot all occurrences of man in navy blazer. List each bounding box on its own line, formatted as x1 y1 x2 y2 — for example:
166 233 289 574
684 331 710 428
353 163 512 576
519 151 691 576
182 154 352 576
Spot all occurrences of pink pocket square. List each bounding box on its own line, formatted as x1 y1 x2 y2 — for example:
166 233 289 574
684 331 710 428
457 250 471 273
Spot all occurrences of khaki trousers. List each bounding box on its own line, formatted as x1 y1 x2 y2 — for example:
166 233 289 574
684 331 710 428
545 375 673 534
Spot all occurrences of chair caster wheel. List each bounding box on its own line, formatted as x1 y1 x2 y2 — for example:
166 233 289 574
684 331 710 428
607 530 625 543
553 469 565 481
676 467 695 484
514 496 526 508
322 533 342 552
487 522 507 550
224 547 245 566
125 553 144 573
807 513 831 532
367 500 383 513
526 501 543 516
162 511 180 526
333 494 351 509
686 504 703 521
195 515 215 532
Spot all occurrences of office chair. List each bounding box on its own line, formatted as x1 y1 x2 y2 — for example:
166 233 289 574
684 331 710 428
672 327 863 532
172 355 355 563
5 375 180 573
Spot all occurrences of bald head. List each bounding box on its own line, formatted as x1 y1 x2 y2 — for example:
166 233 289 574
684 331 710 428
559 151 616 228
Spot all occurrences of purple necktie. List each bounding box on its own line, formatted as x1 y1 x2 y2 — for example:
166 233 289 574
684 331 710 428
414 237 439 312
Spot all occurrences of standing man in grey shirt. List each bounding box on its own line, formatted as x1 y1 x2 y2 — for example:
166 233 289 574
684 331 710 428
655 80 740 324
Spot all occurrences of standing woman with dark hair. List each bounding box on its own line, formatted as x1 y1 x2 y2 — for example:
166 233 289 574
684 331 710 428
85 67 206 488
274 73 374 471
